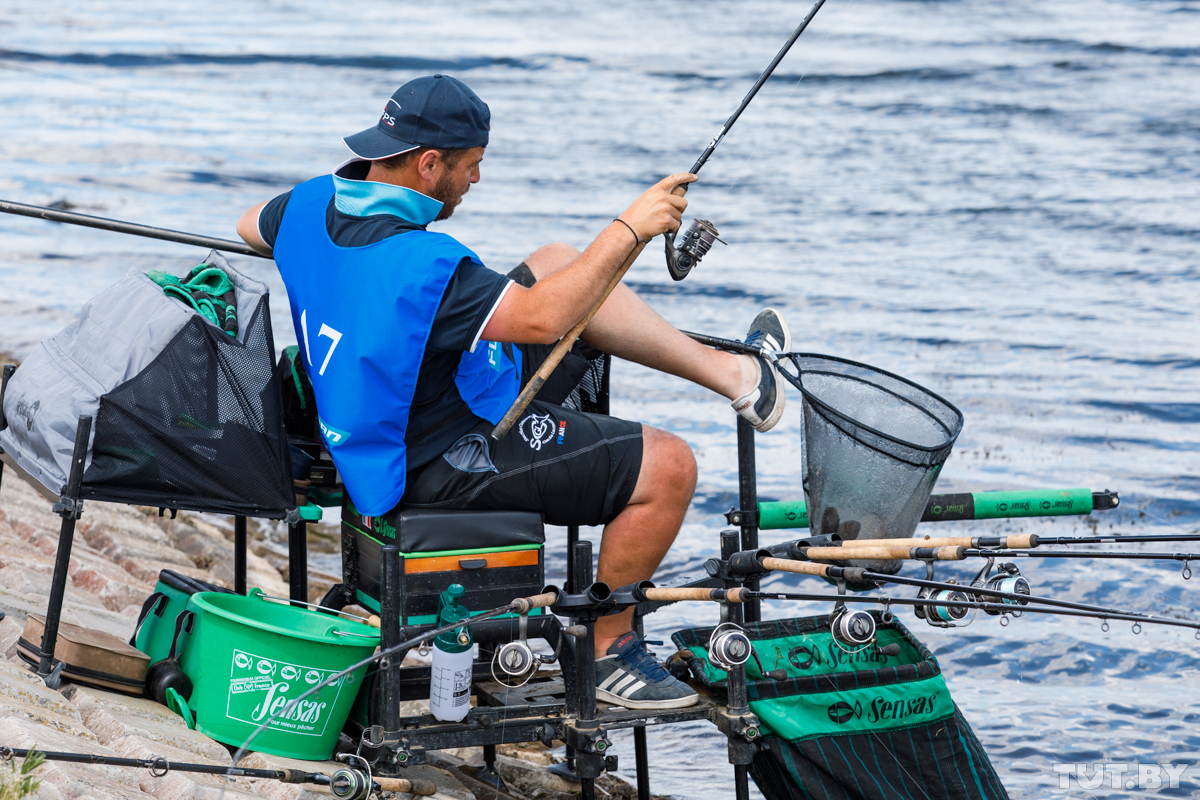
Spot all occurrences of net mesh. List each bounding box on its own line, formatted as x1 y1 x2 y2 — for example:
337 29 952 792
782 354 963 571
81 299 295 518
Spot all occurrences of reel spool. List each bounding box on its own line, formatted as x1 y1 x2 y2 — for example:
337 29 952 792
915 584 975 628
707 623 752 670
330 754 372 800
666 219 726 281
491 614 562 687
980 563 1030 616
828 606 877 648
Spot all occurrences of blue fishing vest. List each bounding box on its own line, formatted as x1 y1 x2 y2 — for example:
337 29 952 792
273 175 520 515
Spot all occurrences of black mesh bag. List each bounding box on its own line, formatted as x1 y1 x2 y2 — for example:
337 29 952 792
780 354 963 572
81 296 295 518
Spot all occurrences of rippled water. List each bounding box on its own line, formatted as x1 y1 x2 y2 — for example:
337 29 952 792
2 0 1198 796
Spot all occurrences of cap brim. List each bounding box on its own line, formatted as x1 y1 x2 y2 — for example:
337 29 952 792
343 126 420 160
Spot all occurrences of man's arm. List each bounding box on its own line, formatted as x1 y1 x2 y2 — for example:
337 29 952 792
481 173 696 344
236 201 273 256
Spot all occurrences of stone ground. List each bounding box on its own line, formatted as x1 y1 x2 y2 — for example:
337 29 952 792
0 465 647 799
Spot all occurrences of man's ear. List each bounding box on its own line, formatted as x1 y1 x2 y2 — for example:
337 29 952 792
417 149 443 184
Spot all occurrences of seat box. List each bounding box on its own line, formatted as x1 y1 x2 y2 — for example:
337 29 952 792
340 495 545 625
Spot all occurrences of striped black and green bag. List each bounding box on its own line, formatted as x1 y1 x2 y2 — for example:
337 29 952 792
671 613 1009 800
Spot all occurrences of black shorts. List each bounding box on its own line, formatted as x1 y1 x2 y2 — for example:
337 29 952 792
402 400 643 527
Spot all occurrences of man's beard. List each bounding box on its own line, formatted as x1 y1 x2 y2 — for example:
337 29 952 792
431 173 466 221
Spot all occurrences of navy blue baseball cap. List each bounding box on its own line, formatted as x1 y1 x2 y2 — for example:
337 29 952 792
344 75 490 159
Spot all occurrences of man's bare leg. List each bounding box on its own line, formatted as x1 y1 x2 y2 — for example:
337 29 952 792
522 243 760 401
592 424 697 655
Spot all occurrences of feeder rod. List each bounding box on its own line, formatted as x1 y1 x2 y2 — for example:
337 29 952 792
801 544 965 562
0 199 267 258
853 569 1154 619
758 488 1117 531
1038 534 1200 546
963 549 1200 562
745 592 1200 631
836 533 1039 550
687 0 829 175
0 748 329 783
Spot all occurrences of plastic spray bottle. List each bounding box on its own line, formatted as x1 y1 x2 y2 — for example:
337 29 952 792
429 584 473 722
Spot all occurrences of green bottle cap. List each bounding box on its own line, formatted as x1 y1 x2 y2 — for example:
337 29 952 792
434 584 472 653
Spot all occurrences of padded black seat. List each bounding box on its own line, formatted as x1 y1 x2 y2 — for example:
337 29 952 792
341 499 546 621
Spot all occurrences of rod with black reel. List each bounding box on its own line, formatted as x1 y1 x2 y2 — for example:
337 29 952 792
735 553 1175 623
0 747 437 797
740 590 1200 634
664 0 830 281
491 2 831 440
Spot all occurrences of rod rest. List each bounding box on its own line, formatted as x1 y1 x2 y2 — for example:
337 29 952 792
401 613 567 650
549 582 615 618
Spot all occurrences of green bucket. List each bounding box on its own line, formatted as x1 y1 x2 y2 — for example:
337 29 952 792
176 588 379 760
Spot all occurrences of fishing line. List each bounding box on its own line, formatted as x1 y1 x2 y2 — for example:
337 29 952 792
724 0 857 194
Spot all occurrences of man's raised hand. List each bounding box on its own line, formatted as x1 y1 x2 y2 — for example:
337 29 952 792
618 173 698 243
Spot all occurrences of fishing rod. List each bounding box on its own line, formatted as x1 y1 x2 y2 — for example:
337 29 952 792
737 554 1180 624
743 591 1200 633
0 748 436 798
1031 533 1200 546
491 1 830 440
665 0 829 281
0 199 266 258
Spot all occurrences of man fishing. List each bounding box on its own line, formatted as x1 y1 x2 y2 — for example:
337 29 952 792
236 74 791 709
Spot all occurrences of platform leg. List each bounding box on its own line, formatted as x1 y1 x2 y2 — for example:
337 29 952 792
234 515 247 595
288 519 307 602
379 545 402 733
478 743 509 791
736 417 760 623
0 363 14 494
40 415 91 681
634 725 650 800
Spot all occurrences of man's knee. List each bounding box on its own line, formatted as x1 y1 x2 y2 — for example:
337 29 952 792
638 426 698 503
524 242 581 279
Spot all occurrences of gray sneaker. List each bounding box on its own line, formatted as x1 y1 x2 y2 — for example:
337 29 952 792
730 308 792 432
595 632 698 710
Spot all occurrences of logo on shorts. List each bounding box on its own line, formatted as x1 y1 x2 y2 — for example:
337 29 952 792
518 413 556 451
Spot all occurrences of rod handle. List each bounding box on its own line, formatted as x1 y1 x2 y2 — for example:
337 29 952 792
760 557 830 577
803 545 965 561
641 587 747 603
376 777 439 796
512 590 560 614
839 537 963 549
1004 534 1039 549
491 234 650 441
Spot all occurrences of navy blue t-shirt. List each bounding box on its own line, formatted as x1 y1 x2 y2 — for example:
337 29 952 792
258 165 512 470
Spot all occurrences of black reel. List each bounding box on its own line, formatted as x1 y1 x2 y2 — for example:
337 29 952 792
665 218 725 281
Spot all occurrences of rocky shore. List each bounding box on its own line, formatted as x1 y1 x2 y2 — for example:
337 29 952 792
0 469 644 799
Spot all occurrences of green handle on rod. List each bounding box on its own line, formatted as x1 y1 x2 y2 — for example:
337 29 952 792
758 488 1114 531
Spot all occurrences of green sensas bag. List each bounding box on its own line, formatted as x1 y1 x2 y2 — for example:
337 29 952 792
672 613 1009 800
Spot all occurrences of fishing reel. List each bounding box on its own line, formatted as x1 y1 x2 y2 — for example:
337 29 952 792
708 623 753 670
330 754 372 800
972 559 1031 621
665 218 726 281
491 614 563 687
828 606 877 649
